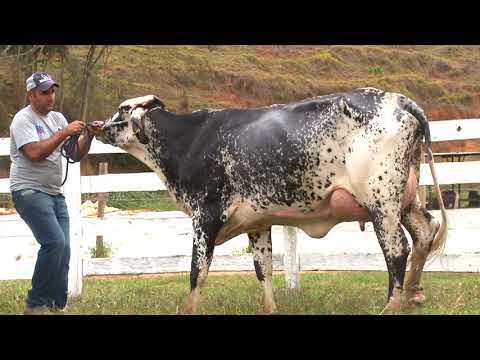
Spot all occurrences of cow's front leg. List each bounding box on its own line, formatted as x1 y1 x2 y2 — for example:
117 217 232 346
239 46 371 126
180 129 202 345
184 216 221 315
370 208 411 314
248 228 277 314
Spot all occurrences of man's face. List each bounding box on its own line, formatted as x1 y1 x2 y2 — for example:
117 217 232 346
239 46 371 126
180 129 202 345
29 86 56 115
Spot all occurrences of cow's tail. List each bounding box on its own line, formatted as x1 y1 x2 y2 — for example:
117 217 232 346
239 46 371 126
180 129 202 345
400 95 448 261
426 160 449 261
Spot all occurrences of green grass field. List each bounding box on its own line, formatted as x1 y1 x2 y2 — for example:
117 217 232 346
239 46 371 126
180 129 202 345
1 271 479 315
82 191 180 212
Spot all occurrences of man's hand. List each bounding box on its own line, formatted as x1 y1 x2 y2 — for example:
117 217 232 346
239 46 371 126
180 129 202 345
21 121 84 162
87 121 105 137
72 121 106 161
63 120 86 137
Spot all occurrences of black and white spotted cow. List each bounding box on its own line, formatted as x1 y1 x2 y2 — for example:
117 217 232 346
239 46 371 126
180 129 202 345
93 88 448 314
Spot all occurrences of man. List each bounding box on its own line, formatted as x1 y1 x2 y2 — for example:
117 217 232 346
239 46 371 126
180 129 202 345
9 72 95 315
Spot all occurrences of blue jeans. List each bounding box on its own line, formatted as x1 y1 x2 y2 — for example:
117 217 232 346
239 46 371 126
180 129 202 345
12 189 70 309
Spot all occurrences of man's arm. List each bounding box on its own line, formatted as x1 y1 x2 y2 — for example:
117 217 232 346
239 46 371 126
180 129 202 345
21 121 86 162
71 128 95 162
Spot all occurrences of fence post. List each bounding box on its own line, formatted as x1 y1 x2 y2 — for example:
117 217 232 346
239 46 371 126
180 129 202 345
419 149 427 208
283 226 300 289
63 160 83 298
95 162 109 257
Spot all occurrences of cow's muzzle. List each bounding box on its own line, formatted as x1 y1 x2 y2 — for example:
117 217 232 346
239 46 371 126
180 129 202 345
87 121 107 136
88 120 130 134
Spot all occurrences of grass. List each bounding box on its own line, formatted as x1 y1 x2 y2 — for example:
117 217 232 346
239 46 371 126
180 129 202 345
2 191 180 212
1 271 479 315
81 191 180 212
0 193 13 208
106 191 179 211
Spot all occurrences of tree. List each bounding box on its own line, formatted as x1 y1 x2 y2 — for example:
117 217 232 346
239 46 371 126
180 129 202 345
0 45 70 109
79 46 109 121
43 46 70 112
1 45 42 108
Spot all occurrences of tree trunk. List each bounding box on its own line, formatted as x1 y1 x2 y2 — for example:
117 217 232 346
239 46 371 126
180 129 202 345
15 62 27 109
59 51 66 112
32 51 38 73
79 45 96 121
79 45 108 121
14 48 24 110
80 73 91 121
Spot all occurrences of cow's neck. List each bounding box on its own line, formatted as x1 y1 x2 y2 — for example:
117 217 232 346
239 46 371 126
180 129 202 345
135 109 210 194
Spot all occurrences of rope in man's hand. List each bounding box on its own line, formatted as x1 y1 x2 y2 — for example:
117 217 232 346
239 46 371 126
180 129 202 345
60 121 105 186
60 134 80 186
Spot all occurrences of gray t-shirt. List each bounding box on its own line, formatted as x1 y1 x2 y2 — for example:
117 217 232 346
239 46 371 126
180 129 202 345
9 105 68 195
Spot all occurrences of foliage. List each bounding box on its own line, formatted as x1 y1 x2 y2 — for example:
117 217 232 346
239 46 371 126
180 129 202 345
89 241 114 258
368 65 384 74
2 45 480 136
81 191 180 212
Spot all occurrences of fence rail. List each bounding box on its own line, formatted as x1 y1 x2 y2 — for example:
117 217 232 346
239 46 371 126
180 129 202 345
1 118 480 296
4 252 480 281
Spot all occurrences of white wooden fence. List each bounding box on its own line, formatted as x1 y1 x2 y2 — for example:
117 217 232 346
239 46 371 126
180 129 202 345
1 118 480 298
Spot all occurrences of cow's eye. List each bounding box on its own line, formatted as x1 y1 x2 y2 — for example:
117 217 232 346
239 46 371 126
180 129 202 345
110 112 125 124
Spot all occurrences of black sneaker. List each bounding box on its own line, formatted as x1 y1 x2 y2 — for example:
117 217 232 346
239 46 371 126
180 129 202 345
50 306 66 315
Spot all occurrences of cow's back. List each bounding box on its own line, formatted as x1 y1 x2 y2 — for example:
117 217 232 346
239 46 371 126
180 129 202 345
213 88 423 243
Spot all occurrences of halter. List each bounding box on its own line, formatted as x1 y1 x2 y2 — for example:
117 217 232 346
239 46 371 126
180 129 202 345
99 120 129 129
98 105 163 130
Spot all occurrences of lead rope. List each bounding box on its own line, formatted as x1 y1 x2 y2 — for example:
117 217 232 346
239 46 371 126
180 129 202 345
63 105 162 185
60 134 80 186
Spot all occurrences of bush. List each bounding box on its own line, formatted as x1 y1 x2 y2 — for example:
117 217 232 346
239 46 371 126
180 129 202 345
89 240 114 258
368 65 384 74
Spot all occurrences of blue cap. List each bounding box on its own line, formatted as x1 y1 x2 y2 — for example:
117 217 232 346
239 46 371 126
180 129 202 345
26 72 59 92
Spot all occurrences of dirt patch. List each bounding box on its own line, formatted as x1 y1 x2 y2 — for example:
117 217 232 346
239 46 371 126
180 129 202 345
0 208 16 215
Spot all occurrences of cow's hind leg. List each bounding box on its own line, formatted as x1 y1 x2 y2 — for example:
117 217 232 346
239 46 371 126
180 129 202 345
352 170 411 313
248 228 277 314
368 204 411 314
401 197 440 305
362 179 410 312
184 216 221 315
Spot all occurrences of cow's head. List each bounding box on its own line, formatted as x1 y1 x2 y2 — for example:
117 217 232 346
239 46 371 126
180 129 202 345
94 95 165 148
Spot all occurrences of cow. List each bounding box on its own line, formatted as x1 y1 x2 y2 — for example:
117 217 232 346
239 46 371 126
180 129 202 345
92 87 448 314
442 190 457 209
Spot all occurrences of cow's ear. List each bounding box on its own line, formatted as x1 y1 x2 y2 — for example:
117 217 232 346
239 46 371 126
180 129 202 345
119 104 131 112
131 115 149 144
151 95 165 109
131 116 142 135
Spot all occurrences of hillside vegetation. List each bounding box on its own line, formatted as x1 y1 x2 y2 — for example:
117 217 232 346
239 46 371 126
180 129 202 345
1 45 480 155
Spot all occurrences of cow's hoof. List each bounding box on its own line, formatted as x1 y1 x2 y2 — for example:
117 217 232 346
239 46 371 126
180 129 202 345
406 285 426 306
379 305 400 315
379 298 401 315
406 291 427 306
181 308 196 315
263 304 278 315
182 303 197 315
